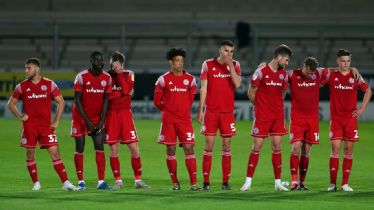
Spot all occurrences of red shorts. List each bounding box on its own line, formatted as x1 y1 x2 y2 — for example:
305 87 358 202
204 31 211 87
158 120 195 145
251 117 288 138
201 110 236 137
329 118 359 142
290 117 319 144
20 126 58 149
105 109 138 144
71 117 90 138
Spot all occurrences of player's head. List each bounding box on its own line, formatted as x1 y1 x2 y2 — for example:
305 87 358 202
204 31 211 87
110 51 125 69
302 56 318 78
219 40 235 58
336 49 351 71
25 57 41 80
166 48 186 72
90 51 104 72
274 44 292 69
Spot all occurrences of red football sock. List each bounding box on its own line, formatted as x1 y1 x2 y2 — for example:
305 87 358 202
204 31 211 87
246 151 259 178
74 152 84 181
299 155 309 183
222 151 231 184
52 159 68 183
272 150 282 179
95 150 106 180
185 154 197 185
110 156 121 181
202 150 212 183
329 155 339 184
26 159 38 183
290 154 299 182
131 155 142 180
166 155 178 184
342 155 353 185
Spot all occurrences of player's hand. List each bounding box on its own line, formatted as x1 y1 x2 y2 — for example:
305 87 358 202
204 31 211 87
221 54 233 65
350 67 360 80
19 114 28 122
112 61 123 74
352 107 364 119
196 109 204 124
86 120 96 133
50 120 59 130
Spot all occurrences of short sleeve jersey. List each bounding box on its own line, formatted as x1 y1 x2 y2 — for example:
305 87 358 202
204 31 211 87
155 71 197 122
12 77 61 127
72 69 112 123
250 64 288 120
325 71 369 120
200 58 241 113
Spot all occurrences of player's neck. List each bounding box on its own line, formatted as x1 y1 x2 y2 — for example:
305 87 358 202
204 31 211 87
338 68 350 75
90 69 102 77
217 56 225 65
30 75 42 84
171 69 183 76
268 60 278 72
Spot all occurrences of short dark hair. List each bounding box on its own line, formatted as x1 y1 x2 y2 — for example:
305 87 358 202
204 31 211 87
25 57 41 67
166 48 186 60
304 56 318 70
220 40 235 47
90 51 103 59
111 51 125 63
274 44 293 58
337 49 352 57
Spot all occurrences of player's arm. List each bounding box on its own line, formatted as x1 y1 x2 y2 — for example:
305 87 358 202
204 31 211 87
247 85 257 105
229 63 241 88
352 84 372 119
7 97 28 121
74 91 96 132
50 95 65 129
154 86 164 111
197 79 207 123
97 93 109 131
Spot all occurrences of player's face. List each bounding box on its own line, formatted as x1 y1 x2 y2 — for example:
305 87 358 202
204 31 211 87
302 65 316 78
25 63 39 80
219 45 234 58
337 56 351 71
169 56 184 72
91 54 104 72
276 55 290 69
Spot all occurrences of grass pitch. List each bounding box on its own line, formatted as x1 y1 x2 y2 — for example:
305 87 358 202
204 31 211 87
0 118 373 210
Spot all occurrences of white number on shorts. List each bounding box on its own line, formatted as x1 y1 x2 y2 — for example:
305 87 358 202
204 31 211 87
186 132 195 141
314 133 319 141
230 123 236 132
48 134 57 143
354 130 359 138
130 131 137 139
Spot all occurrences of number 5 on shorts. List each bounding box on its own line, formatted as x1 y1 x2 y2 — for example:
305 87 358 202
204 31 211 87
230 123 236 132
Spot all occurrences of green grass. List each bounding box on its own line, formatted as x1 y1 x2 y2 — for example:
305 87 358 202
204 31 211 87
0 118 374 210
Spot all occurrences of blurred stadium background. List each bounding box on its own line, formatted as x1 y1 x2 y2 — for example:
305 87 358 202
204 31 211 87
0 0 373 120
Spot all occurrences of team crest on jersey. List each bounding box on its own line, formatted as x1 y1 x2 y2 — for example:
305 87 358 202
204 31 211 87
279 74 284 80
290 133 294 140
21 138 27 145
41 85 47 91
252 127 259 134
183 79 189 86
311 74 316 80
349 78 354 84
101 80 107 87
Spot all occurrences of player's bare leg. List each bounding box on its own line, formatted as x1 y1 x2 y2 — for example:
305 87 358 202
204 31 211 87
182 144 200 191
221 137 232 190
166 145 179 190
290 141 302 190
92 132 111 190
299 142 311 190
127 142 149 189
74 136 86 190
341 141 354 191
26 148 40 190
47 146 76 191
271 135 288 191
109 143 122 189
328 140 342 192
240 137 264 191
202 135 215 190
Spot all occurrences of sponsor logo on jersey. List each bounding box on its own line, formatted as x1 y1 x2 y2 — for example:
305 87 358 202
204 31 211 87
334 84 353 90
213 72 231 78
169 86 187 92
265 80 282 87
41 85 47 91
101 80 107 87
297 82 317 87
27 93 48 99
86 87 105 93
183 79 189 86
